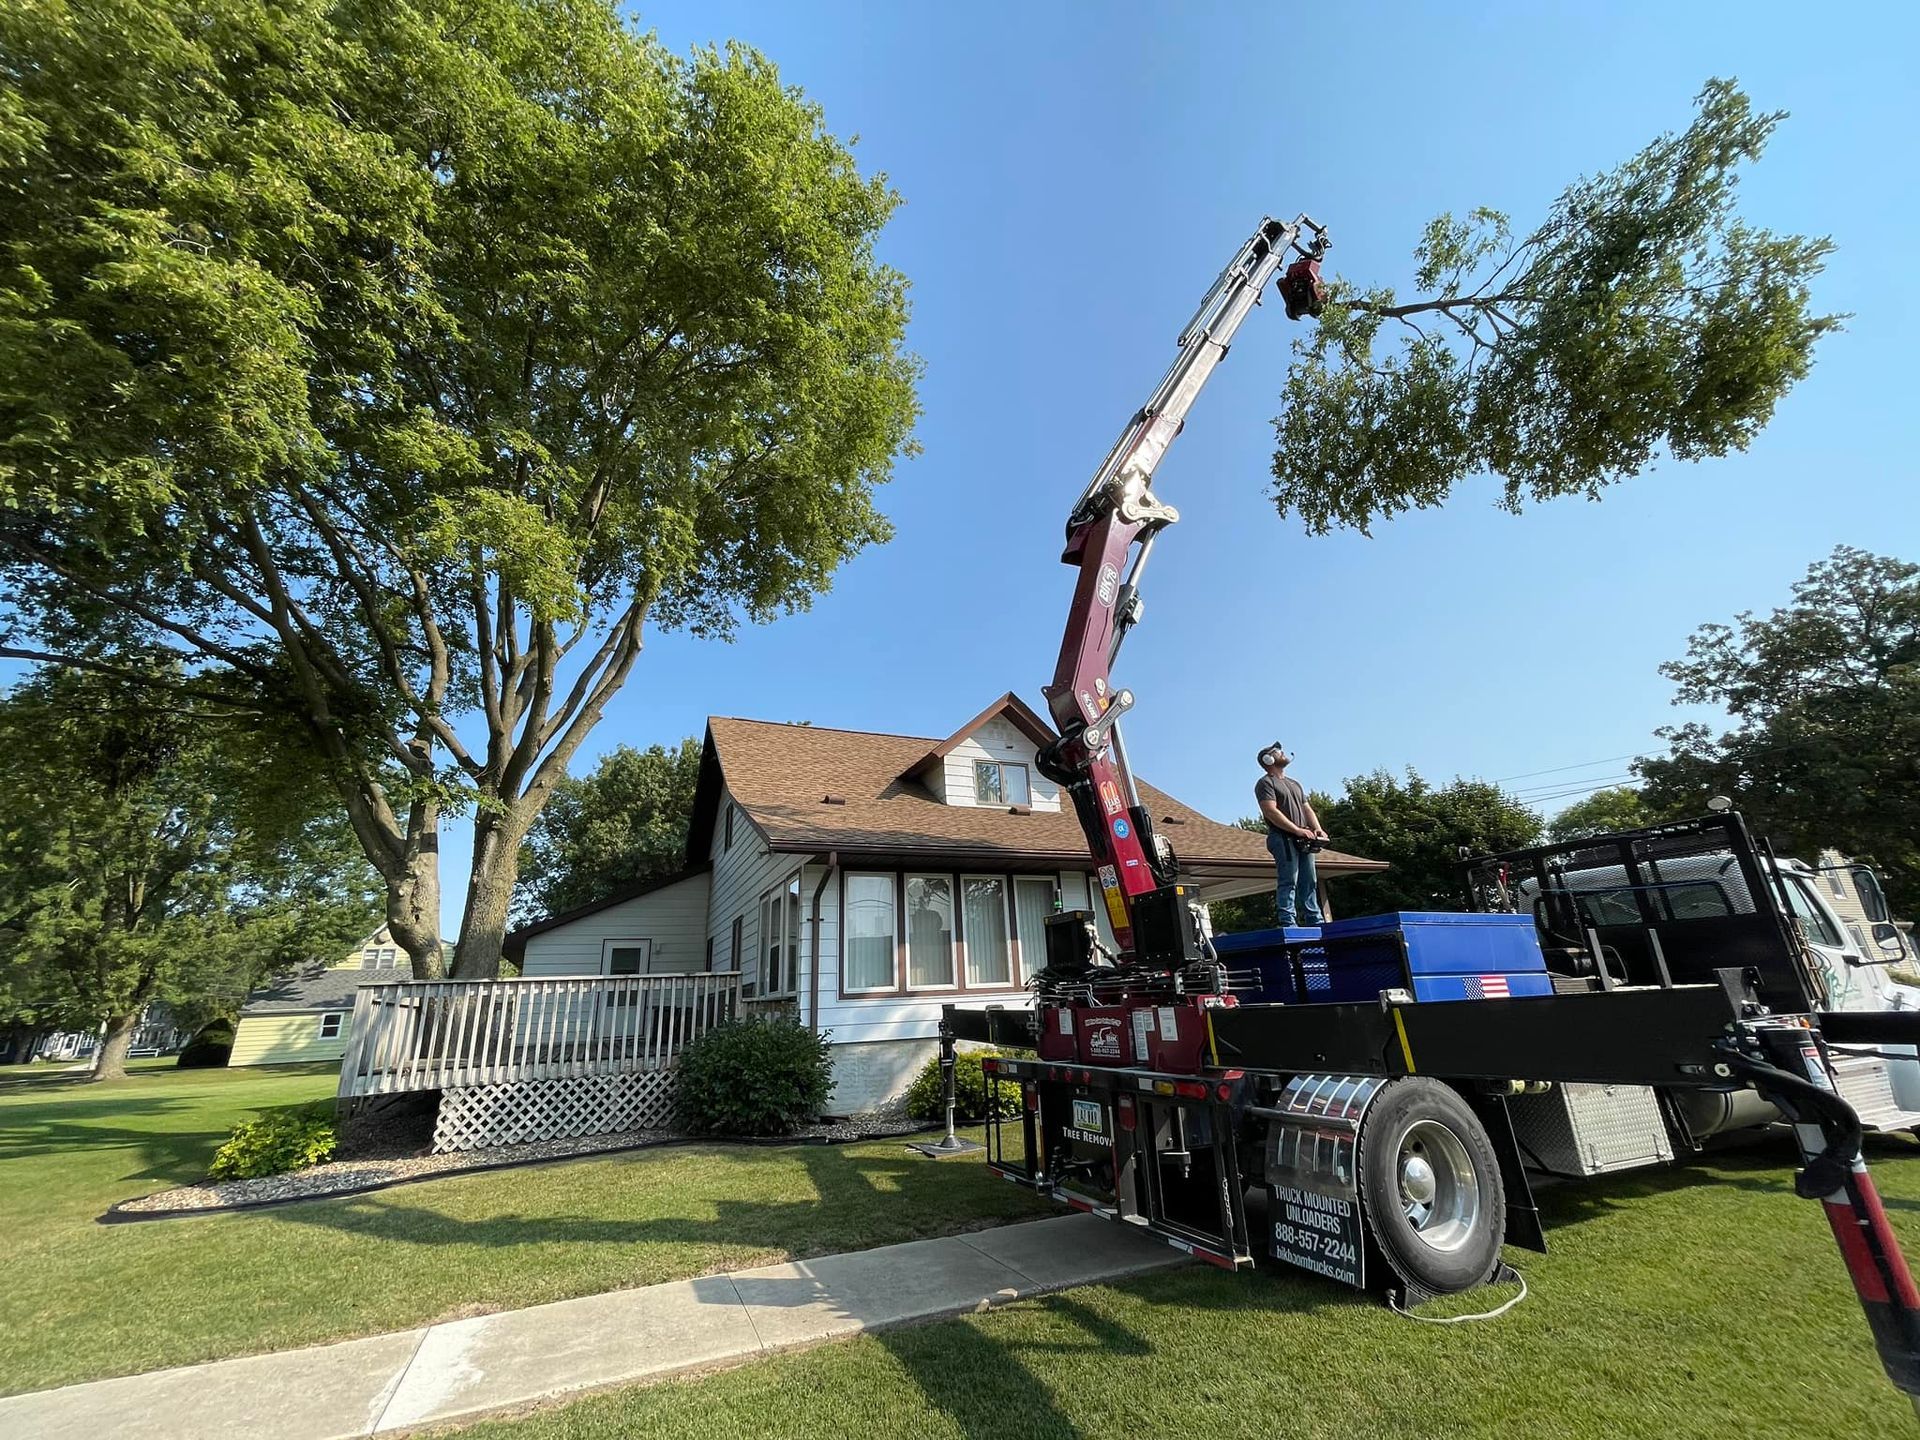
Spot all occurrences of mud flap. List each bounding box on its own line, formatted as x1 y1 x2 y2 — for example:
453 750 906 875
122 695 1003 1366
1262 1074 1384 1289
1472 1094 1547 1255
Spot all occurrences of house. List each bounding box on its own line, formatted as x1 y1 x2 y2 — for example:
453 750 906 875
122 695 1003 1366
32 1003 188 1063
506 694 1384 1113
231 926 451 1066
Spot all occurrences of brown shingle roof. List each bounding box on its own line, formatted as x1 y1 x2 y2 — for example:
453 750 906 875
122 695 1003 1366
708 713 1384 881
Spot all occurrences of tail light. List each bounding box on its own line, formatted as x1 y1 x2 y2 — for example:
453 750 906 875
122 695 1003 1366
1116 1096 1137 1131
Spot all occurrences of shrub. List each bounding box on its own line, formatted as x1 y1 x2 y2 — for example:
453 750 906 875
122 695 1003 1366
904 1047 1022 1125
176 1020 235 1069
209 1102 338 1180
673 1016 834 1137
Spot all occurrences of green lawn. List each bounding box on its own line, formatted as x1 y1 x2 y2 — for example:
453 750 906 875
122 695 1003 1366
0 1063 1046 1396
449 1137 1920 1440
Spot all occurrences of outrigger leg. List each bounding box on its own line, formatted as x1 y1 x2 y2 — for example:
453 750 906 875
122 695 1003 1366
1732 1022 1920 1414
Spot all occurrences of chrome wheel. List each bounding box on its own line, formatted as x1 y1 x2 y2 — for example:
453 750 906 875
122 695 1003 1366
1397 1118 1480 1253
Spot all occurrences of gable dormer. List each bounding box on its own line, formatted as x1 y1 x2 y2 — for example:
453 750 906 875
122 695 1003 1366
898 693 1064 812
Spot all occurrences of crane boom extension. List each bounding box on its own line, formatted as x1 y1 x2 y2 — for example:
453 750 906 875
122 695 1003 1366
1038 214 1327 957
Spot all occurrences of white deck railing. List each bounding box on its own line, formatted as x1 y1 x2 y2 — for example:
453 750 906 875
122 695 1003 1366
337 972 743 1100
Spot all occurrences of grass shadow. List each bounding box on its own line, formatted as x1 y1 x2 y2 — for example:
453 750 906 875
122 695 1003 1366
252 1139 1003 1257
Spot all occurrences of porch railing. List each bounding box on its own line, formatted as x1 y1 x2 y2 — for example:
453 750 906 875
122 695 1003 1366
337 972 742 1100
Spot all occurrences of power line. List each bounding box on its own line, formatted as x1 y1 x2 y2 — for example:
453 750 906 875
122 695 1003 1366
1509 772 1640 800
1523 778 1647 807
1490 752 1651 784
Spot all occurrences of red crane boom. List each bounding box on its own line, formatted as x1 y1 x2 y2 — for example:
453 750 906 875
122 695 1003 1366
1036 214 1327 959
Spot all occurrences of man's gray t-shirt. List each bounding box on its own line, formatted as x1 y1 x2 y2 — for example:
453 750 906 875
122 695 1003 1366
1256 774 1309 834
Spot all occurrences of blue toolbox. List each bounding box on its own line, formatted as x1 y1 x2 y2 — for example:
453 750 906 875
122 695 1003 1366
1213 912 1550 1005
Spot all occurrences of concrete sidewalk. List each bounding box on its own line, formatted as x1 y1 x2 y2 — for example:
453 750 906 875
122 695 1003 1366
0 1213 1189 1439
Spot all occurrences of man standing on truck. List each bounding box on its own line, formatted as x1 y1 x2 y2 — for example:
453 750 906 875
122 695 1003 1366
1256 743 1328 927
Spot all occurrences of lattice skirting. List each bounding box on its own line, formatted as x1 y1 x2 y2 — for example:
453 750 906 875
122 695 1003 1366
433 1068 678 1153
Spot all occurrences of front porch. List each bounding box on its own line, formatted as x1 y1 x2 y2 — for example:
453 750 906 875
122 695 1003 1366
336 972 743 1150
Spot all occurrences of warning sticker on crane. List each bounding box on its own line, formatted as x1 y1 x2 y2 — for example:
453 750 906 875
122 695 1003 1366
1102 884 1130 937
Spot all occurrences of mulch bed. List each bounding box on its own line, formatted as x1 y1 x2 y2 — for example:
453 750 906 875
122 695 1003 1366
101 1113 926 1223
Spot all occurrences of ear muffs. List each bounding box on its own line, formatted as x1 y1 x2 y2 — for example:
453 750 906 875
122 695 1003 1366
1258 746 1282 769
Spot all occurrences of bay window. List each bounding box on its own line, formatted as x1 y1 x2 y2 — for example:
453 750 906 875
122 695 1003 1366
1013 876 1057 979
905 874 956 988
963 876 1011 987
844 873 898 991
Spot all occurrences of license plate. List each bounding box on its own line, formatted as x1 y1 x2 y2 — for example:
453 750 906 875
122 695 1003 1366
1071 1099 1104 1132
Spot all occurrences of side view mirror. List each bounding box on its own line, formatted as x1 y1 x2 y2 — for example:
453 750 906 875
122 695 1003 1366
1874 922 1909 963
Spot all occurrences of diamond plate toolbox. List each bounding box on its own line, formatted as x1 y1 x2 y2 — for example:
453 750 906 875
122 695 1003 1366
1507 1081 1674 1178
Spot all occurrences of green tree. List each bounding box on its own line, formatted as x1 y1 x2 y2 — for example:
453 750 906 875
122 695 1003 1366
1546 785 1670 842
1205 817 1286 935
1272 80 1838 534
1638 546 1920 909
0 668 381 1080
0 0 919 978
513 738 702 924
1320 770 1543 915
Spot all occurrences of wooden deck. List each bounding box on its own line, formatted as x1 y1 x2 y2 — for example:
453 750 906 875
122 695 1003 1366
336 972 743 1100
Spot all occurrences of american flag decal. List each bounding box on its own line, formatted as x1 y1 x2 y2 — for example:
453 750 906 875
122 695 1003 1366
1465 975 1511 999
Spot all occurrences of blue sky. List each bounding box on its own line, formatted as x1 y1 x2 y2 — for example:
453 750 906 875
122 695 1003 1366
485 1 1916 932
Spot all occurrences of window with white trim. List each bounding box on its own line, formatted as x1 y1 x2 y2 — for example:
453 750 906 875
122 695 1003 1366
962 876 1012 987
757 872 803 998
1013 876 1058 980
905 874 956 989
361 945 398 970
973 760 1031 806
318 1013 344 1040
844 873 898 991
602 939 652 976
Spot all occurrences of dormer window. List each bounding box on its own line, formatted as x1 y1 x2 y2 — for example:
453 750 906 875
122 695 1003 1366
973 760 1030 806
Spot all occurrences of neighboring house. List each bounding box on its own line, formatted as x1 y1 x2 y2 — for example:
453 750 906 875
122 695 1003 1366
231 926 451 1066
506 693 1385 1113
33 1003 188 1063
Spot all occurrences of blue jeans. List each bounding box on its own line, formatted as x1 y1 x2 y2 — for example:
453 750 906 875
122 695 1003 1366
1266 830 1322 927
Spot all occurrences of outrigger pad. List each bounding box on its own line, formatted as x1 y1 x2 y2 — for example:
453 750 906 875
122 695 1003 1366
1386 1258 1522 1315
908 1135 985 1160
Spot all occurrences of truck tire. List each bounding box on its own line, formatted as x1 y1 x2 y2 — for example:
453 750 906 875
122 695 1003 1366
1357 1077 1505 1294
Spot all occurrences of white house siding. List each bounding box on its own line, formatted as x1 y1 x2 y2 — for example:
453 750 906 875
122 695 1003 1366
707 790 812 996
936 717 1062 812
519 871 713 978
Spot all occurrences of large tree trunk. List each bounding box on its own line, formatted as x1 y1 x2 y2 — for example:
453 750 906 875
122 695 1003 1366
92 1012 136 1082
390 809 445 980
452 809 531 979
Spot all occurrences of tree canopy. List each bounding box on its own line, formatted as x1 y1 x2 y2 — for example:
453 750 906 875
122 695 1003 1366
1319 770 1544 915
1207 772 1543 932
514 738 702 924
1546 785 1667 843
1272 79 1838 534
0 0 920 976
0 668 381 1078
1638 546 1920 909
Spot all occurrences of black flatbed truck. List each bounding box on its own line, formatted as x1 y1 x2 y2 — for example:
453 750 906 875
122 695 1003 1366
935 210 1920 1410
